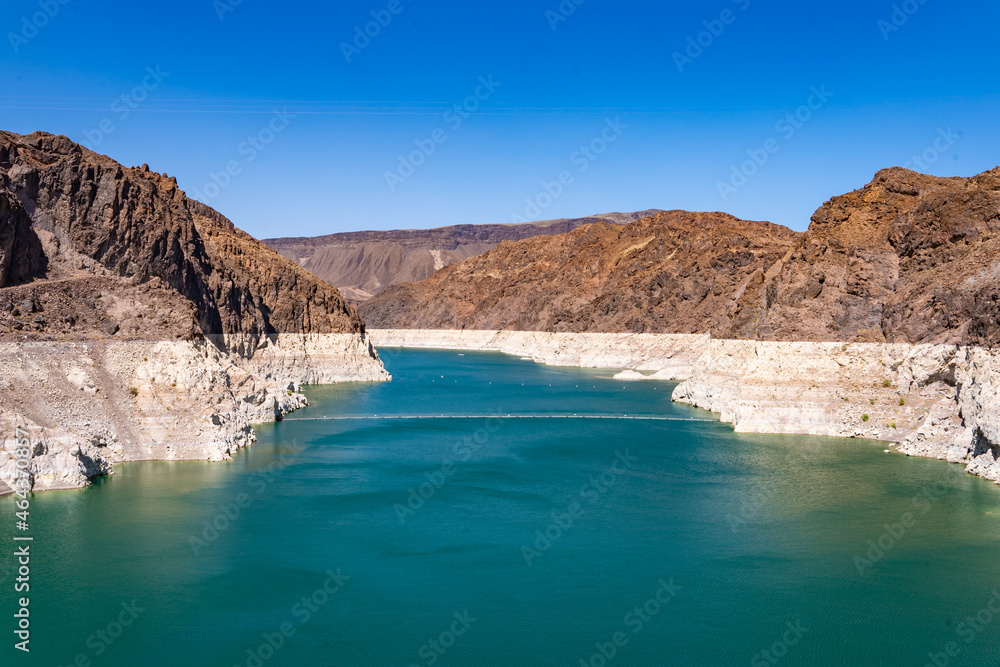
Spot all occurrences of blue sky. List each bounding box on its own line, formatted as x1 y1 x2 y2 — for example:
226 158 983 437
2 0 998 238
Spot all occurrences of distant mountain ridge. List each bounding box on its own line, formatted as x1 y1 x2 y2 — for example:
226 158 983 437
359 211 799 334
263 210 663 301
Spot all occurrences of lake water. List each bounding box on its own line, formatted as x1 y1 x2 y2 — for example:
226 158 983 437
3 348 1000 666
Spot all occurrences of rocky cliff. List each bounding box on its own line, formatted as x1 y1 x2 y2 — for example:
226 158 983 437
263 210 662 301
0 131 366 344
727 167 1000 346
670 340 1000 484
0 131 388 494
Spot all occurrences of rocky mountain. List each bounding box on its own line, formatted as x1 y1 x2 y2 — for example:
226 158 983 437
0 131 364 345
0 131 387 494
726 167 1000 347
360 211 799 333
263 210 662 301
361 168 1000 348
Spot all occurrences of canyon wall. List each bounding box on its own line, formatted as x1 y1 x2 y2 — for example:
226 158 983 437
361 212 799 333
362 167 1000 483
670 339 1000 482
0 334 388 494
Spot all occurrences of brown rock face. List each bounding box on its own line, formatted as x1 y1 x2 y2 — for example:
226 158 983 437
0 276 200 341
362 167 1000 347
729 167 1000 346
360 211 799 333
0 131 363 344
263 210 663 302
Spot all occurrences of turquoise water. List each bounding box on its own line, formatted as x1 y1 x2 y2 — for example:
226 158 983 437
3 348 1000 666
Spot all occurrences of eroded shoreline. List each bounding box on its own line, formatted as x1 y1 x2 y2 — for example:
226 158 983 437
369 329 1000 485
0 333 390 494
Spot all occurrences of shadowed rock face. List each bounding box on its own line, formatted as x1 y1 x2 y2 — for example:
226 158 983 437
0 131 363 345
360 211 799 334
263 210 663 302
0 188 46 287
361 167 1000 347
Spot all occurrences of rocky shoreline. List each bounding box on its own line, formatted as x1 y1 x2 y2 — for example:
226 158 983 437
368 329 1000 485
0 333 389 494
369 328 710 378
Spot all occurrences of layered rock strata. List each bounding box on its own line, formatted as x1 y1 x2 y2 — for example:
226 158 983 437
670 340 1000 483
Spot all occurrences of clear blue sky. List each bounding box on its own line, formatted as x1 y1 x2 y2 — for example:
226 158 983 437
2 0 998 238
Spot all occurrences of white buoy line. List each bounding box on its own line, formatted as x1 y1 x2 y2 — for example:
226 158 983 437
282 414 714 422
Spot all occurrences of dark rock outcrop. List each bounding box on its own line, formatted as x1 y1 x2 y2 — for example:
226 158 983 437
0 188 46 287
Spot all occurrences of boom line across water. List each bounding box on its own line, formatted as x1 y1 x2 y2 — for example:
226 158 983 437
281 414 714 422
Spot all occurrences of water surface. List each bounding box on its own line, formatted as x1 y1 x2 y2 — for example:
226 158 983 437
3 348 1000 666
